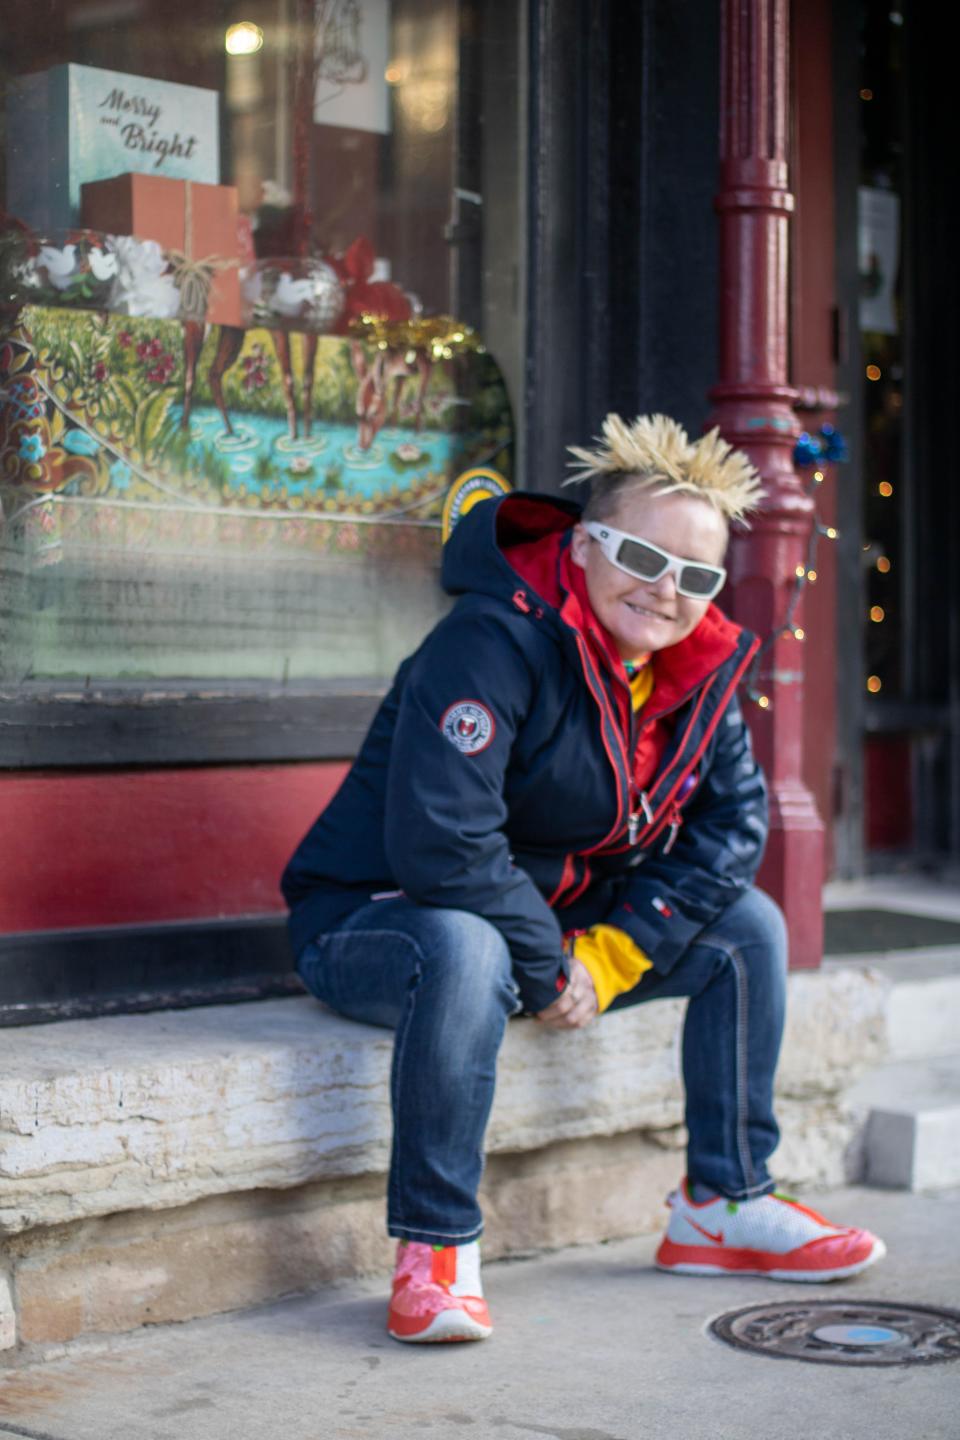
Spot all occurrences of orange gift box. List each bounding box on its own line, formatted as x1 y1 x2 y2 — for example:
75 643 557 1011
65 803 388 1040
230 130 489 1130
81 173 242 326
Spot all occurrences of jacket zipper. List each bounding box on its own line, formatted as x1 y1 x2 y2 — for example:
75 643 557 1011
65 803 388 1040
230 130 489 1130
661 801 683 854
545 635 631 907
554 631 760 900
595 633 761 856
636 635 762 852
573 634 630 850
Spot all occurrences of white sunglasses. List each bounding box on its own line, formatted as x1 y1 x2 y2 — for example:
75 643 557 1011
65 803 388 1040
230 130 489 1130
584 522 727 600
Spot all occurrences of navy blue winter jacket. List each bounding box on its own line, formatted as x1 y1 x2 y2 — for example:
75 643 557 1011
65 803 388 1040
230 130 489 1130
282 492 767 1014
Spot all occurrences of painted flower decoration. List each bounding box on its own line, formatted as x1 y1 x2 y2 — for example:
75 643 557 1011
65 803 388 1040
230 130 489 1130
109 459 133 491
18 432 47 463
63 429 101 457
133 335 176 384
395 443 423 463
241 343 269 390
37 244 79 290
289 456 314 474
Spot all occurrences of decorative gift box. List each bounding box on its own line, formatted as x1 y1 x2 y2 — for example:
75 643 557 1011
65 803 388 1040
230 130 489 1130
82 174 241 326
5 64 219 234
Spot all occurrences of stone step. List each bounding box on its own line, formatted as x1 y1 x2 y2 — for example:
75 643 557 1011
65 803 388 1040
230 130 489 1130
824 951 960 1061
0 967 891 1357
847 1053 960 1191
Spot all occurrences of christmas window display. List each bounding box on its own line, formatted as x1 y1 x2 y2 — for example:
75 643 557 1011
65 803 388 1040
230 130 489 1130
1 10 522 691
0 303 512 684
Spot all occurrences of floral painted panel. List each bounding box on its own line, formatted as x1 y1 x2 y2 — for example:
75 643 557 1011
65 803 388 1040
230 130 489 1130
0 306 512 683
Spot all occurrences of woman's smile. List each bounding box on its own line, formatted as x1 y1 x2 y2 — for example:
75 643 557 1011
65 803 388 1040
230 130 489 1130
624 598 672 621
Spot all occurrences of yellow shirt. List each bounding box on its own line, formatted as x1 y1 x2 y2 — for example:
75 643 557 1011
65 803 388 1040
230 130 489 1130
572 655 654 1011
627 657 655 711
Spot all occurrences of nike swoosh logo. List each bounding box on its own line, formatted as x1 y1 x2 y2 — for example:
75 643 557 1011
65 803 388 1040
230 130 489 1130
687 1217 724 1244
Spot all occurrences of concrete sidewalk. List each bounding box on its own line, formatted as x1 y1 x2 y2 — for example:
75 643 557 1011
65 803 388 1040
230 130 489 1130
1 1186 958 1440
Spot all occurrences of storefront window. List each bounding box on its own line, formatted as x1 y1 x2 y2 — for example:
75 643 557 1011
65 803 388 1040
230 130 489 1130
0 1 524 687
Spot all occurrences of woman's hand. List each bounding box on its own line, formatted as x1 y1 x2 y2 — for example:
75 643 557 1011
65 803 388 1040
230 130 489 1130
534 957 599 1030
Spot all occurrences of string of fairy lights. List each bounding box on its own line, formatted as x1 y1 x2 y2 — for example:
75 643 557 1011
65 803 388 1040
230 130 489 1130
743 425 845 710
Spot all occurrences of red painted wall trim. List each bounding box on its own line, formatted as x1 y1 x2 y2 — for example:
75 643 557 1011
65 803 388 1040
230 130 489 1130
0 763 348 934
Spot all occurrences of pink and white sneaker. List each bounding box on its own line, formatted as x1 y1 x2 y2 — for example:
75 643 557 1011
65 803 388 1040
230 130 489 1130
655 1180 887 1282
387 1240 493 1342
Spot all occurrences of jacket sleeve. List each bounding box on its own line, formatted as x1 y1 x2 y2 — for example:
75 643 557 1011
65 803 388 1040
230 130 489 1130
606 694 769 974
383 607 567 1013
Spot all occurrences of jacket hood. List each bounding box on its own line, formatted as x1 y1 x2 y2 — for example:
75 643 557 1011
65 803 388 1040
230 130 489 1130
440 491 580 610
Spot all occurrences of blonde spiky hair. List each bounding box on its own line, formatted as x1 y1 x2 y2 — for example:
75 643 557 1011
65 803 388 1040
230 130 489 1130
565 413 764 523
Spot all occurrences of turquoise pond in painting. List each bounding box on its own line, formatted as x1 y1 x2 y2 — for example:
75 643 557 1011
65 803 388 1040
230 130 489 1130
175 406 480 503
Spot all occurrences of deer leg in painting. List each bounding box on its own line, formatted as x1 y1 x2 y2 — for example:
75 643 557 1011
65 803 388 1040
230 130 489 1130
272 330 298 440
180 320 206 431
207 326 246 436
301 332 319 438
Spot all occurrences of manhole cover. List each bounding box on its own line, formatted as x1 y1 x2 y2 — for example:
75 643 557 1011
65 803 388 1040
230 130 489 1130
709 1300 960 1366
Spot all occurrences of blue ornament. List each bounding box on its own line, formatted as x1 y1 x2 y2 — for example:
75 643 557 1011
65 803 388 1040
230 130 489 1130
794 424 849 469
821 427 848 464
793 432 821 467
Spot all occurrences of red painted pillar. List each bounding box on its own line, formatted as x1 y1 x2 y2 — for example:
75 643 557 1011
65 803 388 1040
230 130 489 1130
708 0 825 967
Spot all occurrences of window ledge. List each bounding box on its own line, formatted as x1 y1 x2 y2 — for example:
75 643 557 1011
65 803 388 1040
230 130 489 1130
0 679 388 766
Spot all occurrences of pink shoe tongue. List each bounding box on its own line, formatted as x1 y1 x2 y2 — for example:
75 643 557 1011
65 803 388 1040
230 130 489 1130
394 1242 437 1286
393 1240 483 1298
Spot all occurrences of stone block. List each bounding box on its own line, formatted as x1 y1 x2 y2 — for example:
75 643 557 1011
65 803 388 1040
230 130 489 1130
912 1109 960 1189
848 1052 960 1190
15 1195 391 1345
776 967 890 1098
885 976 960 1061
861 1105 960 1191
11 1132 680 1347
0 998 686 1235
0 1272 16 1351
767 1097 862 1191
1 968 887 1238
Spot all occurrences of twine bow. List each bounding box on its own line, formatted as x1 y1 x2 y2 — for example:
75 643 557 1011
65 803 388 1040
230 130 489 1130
166 180 238 322
166 251 237 322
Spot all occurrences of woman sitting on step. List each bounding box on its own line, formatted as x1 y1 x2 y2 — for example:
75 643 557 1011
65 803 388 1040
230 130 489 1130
282 414 886 1343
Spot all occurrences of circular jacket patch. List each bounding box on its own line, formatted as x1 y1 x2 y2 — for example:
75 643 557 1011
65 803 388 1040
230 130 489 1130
440 700 496 755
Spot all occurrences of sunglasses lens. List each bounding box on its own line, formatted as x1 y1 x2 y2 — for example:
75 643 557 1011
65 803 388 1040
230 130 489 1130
616 538 667 580
678 565 723 597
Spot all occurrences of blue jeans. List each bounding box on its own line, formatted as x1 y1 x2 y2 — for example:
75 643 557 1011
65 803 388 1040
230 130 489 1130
296 886 788 1245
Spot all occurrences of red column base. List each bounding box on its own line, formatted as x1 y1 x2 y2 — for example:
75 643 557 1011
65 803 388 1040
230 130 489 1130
756 780 825 969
